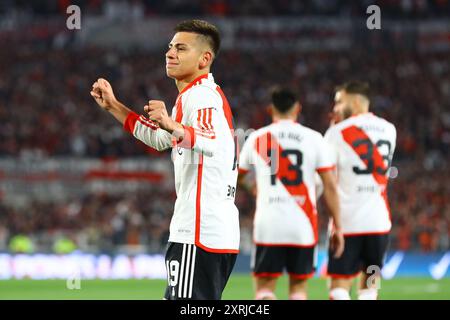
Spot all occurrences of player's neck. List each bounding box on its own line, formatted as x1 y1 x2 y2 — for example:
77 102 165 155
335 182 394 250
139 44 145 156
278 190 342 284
352 105 369 116
175 70 210 93
272 115 297 123
352 110 369 117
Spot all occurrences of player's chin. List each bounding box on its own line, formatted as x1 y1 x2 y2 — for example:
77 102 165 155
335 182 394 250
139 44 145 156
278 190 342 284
165 68 178 79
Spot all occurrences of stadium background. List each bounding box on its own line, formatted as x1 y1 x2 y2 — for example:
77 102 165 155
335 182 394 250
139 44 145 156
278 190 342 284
0 0 449 299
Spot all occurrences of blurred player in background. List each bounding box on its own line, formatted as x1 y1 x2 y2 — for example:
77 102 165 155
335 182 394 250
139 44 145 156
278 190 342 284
238 87 344 300
90 20 239 300
325 81 397 300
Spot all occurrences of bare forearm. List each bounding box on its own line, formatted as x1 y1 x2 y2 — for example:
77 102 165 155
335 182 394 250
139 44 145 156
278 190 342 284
319 171 342 231
107 100 133 125
323 187 342 231
237 174 250 192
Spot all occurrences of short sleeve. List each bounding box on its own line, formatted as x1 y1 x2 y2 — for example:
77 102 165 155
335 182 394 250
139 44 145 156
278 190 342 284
316 132 336 172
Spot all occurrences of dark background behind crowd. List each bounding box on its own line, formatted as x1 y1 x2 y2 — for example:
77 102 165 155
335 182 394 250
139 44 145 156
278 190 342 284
0 0 449 254
2 0 450 18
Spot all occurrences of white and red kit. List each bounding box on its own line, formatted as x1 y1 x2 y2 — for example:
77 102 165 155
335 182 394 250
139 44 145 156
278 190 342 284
239 120 335 247
123 73 239 253
324 112 397 235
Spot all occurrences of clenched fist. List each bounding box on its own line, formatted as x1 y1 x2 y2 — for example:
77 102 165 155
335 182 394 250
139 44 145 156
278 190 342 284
90 78 117 111
144 100 179 132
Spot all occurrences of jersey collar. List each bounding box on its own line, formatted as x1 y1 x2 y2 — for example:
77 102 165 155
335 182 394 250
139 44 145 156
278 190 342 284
273 119 297 124
179 73 212 96
350 112 373 118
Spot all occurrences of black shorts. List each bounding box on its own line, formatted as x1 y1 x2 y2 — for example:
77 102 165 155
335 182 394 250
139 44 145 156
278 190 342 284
327 234 389 277
163 242 237 300
251 245 317 279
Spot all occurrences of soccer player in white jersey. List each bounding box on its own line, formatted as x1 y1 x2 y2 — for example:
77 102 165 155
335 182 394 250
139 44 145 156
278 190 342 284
90 20 239 300
238 88 344 300
325 81 397 300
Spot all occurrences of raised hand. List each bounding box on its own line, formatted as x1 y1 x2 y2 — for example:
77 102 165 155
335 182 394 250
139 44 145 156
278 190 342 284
144 100 179 132
90 78 117 111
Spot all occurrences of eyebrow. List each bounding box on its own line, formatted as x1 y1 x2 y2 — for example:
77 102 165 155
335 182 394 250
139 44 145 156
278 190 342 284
168 43 188 49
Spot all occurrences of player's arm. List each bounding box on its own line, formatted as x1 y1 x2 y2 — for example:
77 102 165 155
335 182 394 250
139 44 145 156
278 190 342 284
237 170 248 185
317 131 344 258
236 135 256 194
237 168 254 194
90 78 131 124
318 170 344 258
152 86 222 157
90 78 172 151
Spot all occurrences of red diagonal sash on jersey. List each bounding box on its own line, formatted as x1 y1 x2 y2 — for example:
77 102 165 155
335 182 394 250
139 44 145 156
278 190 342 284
255 132 318 242
341 125 391 219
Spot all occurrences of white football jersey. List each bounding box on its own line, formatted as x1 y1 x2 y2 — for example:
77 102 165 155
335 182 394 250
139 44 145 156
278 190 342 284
324 112 397 235
123 73 240 253
239 120 335 246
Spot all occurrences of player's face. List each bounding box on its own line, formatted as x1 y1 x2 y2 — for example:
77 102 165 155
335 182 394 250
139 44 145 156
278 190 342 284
165 32 205 80
334 90 353 121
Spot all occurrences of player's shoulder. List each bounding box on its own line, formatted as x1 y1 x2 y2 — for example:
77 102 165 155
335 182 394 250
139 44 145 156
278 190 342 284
362 113 397 136
324 120 345 138
324 115 360 142
287 123 325 145
245 125 272 142
183 79 222 109
241 125 275 151
328 113 393 131
298 123 324 138
374 114 396 132
184 84 221 102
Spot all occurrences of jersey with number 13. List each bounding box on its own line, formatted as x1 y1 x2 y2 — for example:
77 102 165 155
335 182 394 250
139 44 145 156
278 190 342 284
239 120 335 247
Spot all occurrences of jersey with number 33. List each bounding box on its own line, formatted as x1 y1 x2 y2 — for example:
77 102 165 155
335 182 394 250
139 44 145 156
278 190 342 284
324 113 397 235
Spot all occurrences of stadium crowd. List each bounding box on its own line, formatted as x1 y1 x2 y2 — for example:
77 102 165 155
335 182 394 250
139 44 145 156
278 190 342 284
0 3 449 254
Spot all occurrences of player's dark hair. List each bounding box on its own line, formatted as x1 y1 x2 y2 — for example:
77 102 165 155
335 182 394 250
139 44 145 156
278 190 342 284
174 20 221 56
271 87 298 114
335 81 371 100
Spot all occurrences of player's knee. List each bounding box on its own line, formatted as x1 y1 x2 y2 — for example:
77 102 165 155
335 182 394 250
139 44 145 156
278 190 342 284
329 288 351 300
255 289 276 300
358 288 378 300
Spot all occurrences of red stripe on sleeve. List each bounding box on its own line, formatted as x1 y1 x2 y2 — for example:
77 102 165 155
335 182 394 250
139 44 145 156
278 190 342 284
208 108 213 130
123 111 139 133
197 109 202 127
137 115 159 130
176 126 196 149
316 165 336 173
202 109 208 130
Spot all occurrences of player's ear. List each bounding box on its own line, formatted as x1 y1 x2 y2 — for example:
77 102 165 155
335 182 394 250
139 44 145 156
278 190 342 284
350 94 360 112
199 51 213 69
294 102 302 115
266 105 273 116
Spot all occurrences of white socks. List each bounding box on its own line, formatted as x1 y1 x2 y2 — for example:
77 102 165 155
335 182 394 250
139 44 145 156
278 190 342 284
255 289 276 300
329 288 378 300
358 288 378 300
329 288 351 300
289 292 307 300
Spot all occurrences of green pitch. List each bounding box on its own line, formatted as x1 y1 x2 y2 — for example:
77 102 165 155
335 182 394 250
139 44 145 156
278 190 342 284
0 275 449 300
